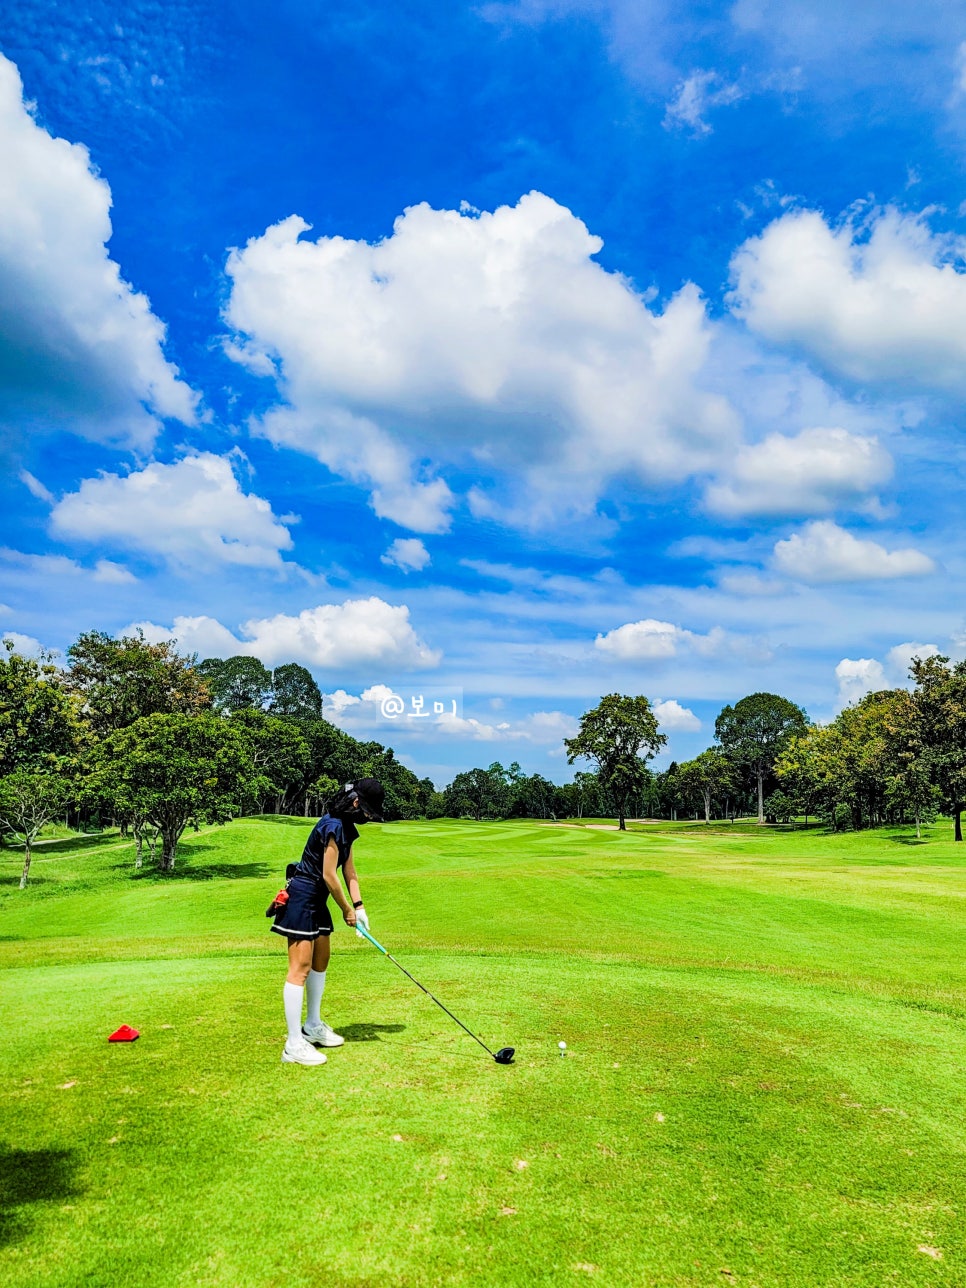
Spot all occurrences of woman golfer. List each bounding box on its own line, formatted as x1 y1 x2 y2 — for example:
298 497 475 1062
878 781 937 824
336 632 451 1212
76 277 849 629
270 777 385 1066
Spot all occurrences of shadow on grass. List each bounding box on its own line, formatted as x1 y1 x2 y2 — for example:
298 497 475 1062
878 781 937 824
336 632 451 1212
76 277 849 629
0 874 48 889
339 1022 406 1042
245 815 315 828
128 861 274 882
28 833 120 854
0 1144 81 1247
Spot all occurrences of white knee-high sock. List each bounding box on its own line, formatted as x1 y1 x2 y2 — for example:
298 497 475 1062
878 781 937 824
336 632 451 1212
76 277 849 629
305 969 326 1026
283 982 304 1044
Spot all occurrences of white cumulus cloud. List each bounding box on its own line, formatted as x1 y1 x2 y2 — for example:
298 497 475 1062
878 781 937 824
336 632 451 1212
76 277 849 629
835 657 886 707
1 631 46 659
50 453 295 570
131 597 440 670
885 641 939 680
730 206 966 393
653 698 701 731
381 537 431 572
92 560 137 584
772 520 935 583
595 617 724 660
0 54 196 447
223 192 739 531
836 640 941 708
706 426 893 517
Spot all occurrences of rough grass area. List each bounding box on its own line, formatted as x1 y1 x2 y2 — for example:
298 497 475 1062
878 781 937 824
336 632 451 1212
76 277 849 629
2 816 966 1286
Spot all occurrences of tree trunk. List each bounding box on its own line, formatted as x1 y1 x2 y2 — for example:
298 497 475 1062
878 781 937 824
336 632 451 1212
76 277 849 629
703 789 711 824
955 807 963 843
757 773 765 824
19 840 31 889
915 811 921 841
159 827 180 871
618 809 626 831
135 829 143 870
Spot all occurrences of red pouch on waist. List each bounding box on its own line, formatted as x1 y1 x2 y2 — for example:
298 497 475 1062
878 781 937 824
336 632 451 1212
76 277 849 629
265 888 290 918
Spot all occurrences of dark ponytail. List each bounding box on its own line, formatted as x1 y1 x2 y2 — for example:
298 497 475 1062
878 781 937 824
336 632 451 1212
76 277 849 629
328 784 358 818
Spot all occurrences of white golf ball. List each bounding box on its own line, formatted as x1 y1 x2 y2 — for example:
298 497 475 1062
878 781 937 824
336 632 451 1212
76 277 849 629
558 1041 567 1050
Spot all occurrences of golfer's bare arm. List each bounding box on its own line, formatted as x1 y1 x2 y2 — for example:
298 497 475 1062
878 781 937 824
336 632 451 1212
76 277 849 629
342 851 362 906
322 839 355 924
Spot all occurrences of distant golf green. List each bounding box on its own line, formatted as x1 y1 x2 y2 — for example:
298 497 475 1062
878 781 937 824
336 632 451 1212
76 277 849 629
2 816 966 1286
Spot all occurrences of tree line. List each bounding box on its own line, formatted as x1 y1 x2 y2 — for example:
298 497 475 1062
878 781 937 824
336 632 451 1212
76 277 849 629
4 633 964 888
654 661 966 840
0 632 436 886
428 665 966 842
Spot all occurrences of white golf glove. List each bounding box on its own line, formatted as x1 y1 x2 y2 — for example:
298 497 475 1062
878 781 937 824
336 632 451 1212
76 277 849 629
354 905 370 931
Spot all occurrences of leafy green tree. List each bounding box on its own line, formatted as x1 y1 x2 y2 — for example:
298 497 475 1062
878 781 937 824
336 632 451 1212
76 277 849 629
296 719 356 813
715 693 809 824
676 749 735 823
885 760 939 840
425 790 448 819
774 731 823 826
88 713 254 871
0 768 71 888
910 655 966 841
836 689 917 829
763 790 796 824
228 709 310 813
308 773 340 815
775 691 915 833
270 663 323 721
564 694 666 831
0 641 80 775
65 630 209 736
508 772 558 819
196 656 273 713
349 742 429 820
654 762 683 820
557 770 604 819
444 764 510 821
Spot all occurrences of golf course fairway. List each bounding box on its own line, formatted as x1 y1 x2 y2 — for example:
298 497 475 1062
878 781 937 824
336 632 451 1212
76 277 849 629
2 815 966 1286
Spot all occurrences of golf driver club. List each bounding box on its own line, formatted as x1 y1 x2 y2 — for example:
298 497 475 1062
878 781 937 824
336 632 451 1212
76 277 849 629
354 922 514 1065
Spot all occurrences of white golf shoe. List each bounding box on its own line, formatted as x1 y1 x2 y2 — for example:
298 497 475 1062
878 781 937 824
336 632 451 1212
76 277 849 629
302 1019 345 1048
282 1036 327 1065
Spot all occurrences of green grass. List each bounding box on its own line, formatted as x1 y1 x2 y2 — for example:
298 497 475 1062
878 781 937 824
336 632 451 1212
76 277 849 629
3 816 966 1286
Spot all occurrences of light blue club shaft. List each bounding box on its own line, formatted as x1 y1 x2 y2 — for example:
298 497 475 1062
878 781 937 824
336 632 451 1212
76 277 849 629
355 921 389 954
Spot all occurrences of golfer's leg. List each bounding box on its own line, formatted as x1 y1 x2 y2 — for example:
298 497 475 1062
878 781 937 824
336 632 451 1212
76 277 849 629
283 937 313 1044
311 935 331 972
306 936 331 1026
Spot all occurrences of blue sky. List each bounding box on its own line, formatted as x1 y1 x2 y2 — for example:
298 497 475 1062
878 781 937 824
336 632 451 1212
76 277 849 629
3 0 966 785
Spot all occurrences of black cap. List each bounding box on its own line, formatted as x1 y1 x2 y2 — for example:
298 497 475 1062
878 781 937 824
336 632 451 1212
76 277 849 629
347 777 385 822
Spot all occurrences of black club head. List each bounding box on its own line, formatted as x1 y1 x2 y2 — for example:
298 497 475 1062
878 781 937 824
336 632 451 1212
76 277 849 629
493 1047 515 1065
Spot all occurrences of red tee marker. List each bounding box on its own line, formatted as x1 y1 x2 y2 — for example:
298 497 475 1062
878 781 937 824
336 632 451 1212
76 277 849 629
108 1025 140 1042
